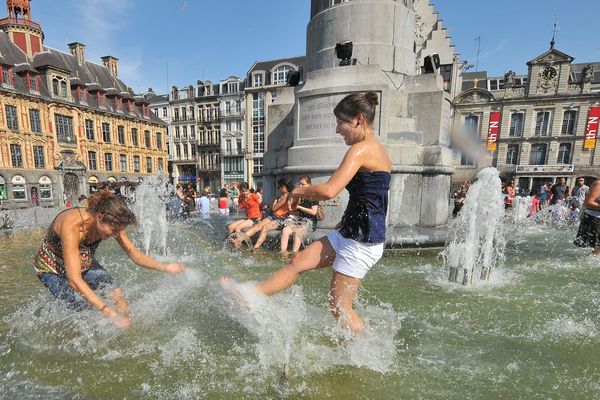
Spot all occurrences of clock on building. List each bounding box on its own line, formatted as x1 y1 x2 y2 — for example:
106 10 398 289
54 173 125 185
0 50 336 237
541 66 557 81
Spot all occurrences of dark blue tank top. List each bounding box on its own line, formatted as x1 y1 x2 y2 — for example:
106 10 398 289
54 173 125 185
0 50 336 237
339 171 390 244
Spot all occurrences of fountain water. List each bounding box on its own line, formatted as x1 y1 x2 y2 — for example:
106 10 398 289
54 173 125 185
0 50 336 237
132 174 171 255
444 167 507 284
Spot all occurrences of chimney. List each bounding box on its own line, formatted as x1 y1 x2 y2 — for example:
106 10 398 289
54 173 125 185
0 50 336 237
68 42 86 64
101 55 119 77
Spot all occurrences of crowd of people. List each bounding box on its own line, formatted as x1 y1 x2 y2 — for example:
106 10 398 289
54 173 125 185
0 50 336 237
452 176 592 223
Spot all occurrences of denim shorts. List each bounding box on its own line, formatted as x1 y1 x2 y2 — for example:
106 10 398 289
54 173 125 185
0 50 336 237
37 260 114 310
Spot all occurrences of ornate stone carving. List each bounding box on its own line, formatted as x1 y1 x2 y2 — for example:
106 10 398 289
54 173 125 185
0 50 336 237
583 64 594 83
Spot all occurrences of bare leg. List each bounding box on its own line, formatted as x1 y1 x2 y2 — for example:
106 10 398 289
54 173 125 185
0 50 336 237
255 236 336 295
254 221 278 250
234 219 254 233
280 225 293 253
329 271 365 334
291 226 306 253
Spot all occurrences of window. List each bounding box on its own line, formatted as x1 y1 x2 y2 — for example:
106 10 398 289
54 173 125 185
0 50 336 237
29 109 41 133
228 82 238 93
6 105 18 130
253 158 263 174
509 112 524 137
489 79 504 91
39 177 52 199
236 139 242 152
273 65 292 85
190 126 195 140
534 110 552 136
529 143 548 165
146 156 152 173
464 115 479 137
0 176 7 200
175 127 180 139
557 143 572 164
158 158 164 171
2 65 12 86
11 176 26 200
131 128 139 146
144 130 151 148
173 108 179 121
189 106 195 120
182 126 188 139
253 73 263 87
162 107 167 117
156 132 162 149
561 110 577 135
85 119 94 140
52 77 67 97
120 154 127 172
33 146 45 169
10 144 22 167
118 125 125 144
176 145 181 159
88 151 97 170
55 114 75 144
506 144 520 165
102 122 111 142
104 153 113 171
460 151 475 166
133 155 140 172
224 157 244 173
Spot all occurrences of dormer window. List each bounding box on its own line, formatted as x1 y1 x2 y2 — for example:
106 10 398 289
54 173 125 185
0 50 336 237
273 65 292 85
253 73 263 87
52 76 68 98
27 72 39 92
1 65 13 86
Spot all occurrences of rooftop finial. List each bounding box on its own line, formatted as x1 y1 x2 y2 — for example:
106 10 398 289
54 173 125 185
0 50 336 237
550 13 559 49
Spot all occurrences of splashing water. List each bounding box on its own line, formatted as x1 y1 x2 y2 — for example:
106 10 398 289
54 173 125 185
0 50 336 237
443 167 506 284
132 174 171 255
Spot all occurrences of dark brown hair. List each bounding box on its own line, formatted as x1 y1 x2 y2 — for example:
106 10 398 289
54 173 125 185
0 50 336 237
333 91 379 125
299 175 311 185
87 189 137 227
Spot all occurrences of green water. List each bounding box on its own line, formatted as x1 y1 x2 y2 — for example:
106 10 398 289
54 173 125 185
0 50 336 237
0 222 599 399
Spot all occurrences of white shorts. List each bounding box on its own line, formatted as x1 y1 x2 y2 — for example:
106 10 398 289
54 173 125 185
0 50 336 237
326 230 384 280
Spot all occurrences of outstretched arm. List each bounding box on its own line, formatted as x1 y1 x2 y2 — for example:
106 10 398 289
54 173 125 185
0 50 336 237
116 230 185 274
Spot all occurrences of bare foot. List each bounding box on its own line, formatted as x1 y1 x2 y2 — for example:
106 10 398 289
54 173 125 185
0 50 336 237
220 276 250 309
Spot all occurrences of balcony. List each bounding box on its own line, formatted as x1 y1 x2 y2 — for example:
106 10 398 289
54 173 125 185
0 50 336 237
221 149 245 157
219 109 244 119
172 116 196 123
0 17 41 30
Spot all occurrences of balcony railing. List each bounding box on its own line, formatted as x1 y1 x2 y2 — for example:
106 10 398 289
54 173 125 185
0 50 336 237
0 17 41 30
219 109 244 118
221 149 245 156
515 164 574 174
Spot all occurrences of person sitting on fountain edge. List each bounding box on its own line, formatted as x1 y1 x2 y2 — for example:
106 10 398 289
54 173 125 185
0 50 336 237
34 189 186 328
222 91 391 334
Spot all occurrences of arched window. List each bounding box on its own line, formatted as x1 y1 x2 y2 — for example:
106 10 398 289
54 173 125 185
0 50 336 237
273 65 293 85
60 80 67 97
11 175 27 200
52 78 59 96
0 176 7 200
39 176 53 199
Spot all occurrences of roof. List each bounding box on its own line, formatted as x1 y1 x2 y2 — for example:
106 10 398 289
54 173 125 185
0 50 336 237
0 31 163 124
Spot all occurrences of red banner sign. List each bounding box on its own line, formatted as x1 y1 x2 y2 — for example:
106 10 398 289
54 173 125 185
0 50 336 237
487 111 501 151
584 106 600 149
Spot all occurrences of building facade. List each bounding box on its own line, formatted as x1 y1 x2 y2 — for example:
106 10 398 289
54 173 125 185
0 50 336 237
452 44 600 192
218 76 246 185
244 56 305 189
0 0 167 209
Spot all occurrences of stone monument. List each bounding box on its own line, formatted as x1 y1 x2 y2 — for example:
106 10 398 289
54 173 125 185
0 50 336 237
263 0 457 247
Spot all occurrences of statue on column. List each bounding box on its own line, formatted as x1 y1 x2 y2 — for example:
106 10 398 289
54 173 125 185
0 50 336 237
583 65 594 83
504 70 515 88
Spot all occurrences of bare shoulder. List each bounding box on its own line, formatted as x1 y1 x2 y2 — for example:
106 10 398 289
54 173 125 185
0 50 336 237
54 208 87 234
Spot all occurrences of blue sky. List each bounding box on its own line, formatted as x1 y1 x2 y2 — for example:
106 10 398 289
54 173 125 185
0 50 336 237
30 0 600 94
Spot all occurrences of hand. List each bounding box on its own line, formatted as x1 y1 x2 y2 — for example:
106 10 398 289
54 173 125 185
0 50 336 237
163 263 186 274
290 189 300 209
103 307 131 329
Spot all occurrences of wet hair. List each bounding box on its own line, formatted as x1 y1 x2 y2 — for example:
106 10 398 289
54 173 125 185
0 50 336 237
333 91 379 125
87 189 137 227
277 177 294 192
219 188 228 198
299 175 311 185
239 182 249 191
